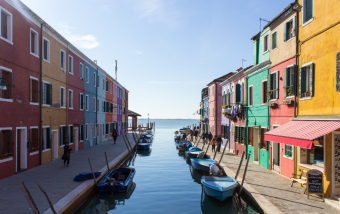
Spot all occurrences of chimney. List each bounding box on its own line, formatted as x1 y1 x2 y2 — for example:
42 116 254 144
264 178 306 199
94 60 97 64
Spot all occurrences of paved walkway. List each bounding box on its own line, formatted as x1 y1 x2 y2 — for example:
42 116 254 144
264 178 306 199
0 134 136 214
194 140 339 214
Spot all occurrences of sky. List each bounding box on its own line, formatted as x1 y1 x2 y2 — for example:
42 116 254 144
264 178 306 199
21 0 293 119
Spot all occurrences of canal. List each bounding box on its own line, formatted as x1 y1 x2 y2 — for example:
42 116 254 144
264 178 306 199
75 119 262 214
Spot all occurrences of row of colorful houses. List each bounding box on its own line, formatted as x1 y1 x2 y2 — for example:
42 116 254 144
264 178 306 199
199 1 340 198
0 0 129 180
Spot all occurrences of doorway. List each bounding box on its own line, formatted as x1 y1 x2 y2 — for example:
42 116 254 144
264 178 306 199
52 130 58 159
16 128 27 172
253 128 259 162
272 142 280 173
74 128 78 151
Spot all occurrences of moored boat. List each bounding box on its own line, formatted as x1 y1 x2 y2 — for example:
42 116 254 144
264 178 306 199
98 167 136 193
185 151 202 159
190 158 217 172
137 143 151 150
201 176 238 201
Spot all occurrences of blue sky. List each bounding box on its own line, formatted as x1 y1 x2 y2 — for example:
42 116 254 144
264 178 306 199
21 0 293 119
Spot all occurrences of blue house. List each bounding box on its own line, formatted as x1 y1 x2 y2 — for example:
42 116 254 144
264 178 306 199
97 70 106 143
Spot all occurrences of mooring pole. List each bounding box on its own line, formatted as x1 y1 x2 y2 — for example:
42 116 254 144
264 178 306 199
105 152 110 172
19 181 40 214
213 143 219 160
122 135 133 157
205 139 212 154
124 134 134 151
37 184 57 214
88 158 97 186
218 140 228 165
238 154 251 196
234 151 245 180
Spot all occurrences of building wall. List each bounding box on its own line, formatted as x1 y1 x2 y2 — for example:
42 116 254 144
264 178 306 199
259 28 271 64
97 70 106 142
208 82 222 136
0 0 40 178
112 82 117 129
117 86 122 135
106 77 113 139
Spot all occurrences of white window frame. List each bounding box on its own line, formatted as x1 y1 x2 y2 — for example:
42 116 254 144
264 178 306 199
248 85 253 107
85 95 89 111
29 76 39 105
68 89 73 109
93 73 96 87
0 7 13 45
263 34 269 54
300 61 313 101
60 49 66 72
270 70 278 102
68 55 74 75
42 37 50 63
60 86 66 108
271 30 277 51
285 18 295 43
286 63 296 99
93 97 96 112
79 93 84 111
85 67 89 83
42 126 51 152
42 80 50 106
302 0 314 27
30 28 39 58
79 63 84 80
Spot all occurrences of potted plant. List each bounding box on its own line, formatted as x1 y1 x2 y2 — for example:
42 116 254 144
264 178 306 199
2 150 11 159
305 92 310 97
287 87 293 96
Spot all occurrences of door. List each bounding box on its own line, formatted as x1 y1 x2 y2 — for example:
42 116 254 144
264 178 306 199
53 130 58 159
89 124 93 146
16 128 27 172
74 128 78 151
333 132 340 196
253 128 259 162
272 142 280 172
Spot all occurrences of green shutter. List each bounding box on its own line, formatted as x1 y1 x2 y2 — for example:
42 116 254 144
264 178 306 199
337 53 340 91
283 68 287 97
283 22 287 41
299 68 302 98
276 71 279 99
267 74 271 102
234 127 238 142
310 64 314 97
291 65 296 95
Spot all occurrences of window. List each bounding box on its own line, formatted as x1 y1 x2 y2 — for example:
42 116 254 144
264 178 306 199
106 81 109 92
303 0 313 24
68 55 73 74
0 68 13 100
103 79 105 90
30 77 39 103
30 29 39 57
80 94 84 110
212 108 214 117
241 83 244 103
43 38 50 62
299 63 314 98
262 81 267 104
97 99 99 112
85 67 89 83
268 72 278 100
93 73 96 87
300 136 324 167
284 145 293 158
42 127 51 150
106 124 109 135
0 129 13 159
97 75 99 88
85 124 88 140
336 53 340 91
110 123 114 133
85 95 89 111
110 83 112 94
42 82 52 105
60 87 66 108
79 63 84 80
93 97 96 112
60 50 66 71
248 86 253 106
263 35 269 52
284 18 295 41
60 126 68 146
259 128 267 150
283 65 295 97
69 126 74 144
0 7 13 43
236 84 241 103
68 90 73 109
106 102 109 113
30 128 39 152
247 127 253 146
110 103 113 113
271 31 277 50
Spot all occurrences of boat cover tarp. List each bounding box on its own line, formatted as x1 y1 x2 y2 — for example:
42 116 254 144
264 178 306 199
74 172 101 182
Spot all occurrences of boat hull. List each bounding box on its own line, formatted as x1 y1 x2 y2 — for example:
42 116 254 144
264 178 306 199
190 158 217 172
185 151 199 159
201 176 238 201
98 168 136 193
137 143 151 150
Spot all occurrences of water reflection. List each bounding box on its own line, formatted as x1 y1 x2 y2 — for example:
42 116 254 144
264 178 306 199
201 188 236 214
190 166 209 184
137 148 152 157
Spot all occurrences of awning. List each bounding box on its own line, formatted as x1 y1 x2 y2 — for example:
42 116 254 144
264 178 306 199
264 120 340 149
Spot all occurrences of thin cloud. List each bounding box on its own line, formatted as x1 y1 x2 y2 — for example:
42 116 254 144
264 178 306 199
136 51 144 55
66 34 100 49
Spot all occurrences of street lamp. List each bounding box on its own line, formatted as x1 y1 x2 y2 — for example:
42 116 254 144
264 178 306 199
0 76 6 90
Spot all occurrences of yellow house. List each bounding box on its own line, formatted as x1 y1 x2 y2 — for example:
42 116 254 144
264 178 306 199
296 0 340 198
41 26 69 164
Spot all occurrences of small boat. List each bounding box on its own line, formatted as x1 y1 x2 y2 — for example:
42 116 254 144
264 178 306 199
137 148 152 156
191 158 217 172
137 143 151 150
189 147 202 152
143 134 153 139
98 167 136 192
201 176 238 201
146 130 153 135
177 140 192 151
185 151 202 159
139 138 152 143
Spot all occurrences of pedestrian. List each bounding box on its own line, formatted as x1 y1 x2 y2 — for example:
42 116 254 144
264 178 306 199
194 129 198 141
62 142 72 167
182 133 187 140
113 129 118 144
208 132 213 144
202 132 207 144
216 135 222 152
212 137 216 152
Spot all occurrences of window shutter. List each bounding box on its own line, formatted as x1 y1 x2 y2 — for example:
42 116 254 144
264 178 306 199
29 79 32 102
310 63 314 97
291 65 296 95
283 68 287 97
267 74 271 102
221 125 224 138
292 16 296 37
275 71 279 99
284 22 287 41
299 68 302 97
337 53 340 91
103 101 105 112
48 84 52 105
47 128 51 149
236 84 241 103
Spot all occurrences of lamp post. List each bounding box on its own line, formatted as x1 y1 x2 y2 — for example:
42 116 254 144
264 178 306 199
0 76 7 90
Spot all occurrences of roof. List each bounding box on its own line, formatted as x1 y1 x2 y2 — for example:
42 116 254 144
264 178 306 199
220 65 253 86
244 60 271 76
250 32 261 41
128 110 141 117
263 3 296 30
206 72 235 86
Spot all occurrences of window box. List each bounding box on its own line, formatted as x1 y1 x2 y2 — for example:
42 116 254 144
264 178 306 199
267 102 278 107
283 100 294 105
2 152 12 159
304 92 310 97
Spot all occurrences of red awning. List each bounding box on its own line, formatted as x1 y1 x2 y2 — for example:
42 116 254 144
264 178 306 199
264 120 340 149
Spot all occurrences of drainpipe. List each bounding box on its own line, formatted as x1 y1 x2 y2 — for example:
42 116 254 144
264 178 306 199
39 23 43 165
293 2 299 118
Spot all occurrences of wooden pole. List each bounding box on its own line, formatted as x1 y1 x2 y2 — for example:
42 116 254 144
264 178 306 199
213 143 219 160
124 134 134 151
238 154 251 196
218 140 228 164
195 136 202 147
105 152 110 172
122 135 133 156
205 139 212 154
19 181 40 214
234 151 245 180
37 184 57 214
88 158 97 186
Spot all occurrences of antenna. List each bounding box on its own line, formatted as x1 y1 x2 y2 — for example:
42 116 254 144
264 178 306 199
115 60 118 81
259 18 270 31
242 59 247 68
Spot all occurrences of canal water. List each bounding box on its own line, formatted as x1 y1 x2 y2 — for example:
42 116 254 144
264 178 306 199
75 119 262 214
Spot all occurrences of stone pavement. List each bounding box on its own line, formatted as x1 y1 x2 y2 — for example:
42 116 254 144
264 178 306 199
0 134 136 214
195 140 339 214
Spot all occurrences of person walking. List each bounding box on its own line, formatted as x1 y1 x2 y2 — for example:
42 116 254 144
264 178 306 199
216 135 222 152
113 129 118 144
62 142 72 167
208 132 213 144
202 132 207 144
194 129 198 141
182 133 187 141
211 137 216 152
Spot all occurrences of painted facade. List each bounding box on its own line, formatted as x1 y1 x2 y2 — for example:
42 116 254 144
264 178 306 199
220 81 231 150
97 70 106 143
117 86 122 136
106 76 113 139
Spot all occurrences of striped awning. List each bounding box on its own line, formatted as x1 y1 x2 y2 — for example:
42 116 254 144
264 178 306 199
264 120 340 149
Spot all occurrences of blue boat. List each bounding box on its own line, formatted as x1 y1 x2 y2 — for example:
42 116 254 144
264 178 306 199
189 147 202 152
139 138 152 143
185 151 201 159
98 167 136 192
190 158 217 172
177 140 192 151
137 143 151 150
201 176 238 201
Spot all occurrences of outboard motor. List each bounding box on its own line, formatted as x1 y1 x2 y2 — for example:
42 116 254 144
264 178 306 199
109 178 116 195
184 143 188 151
210 164 223 177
